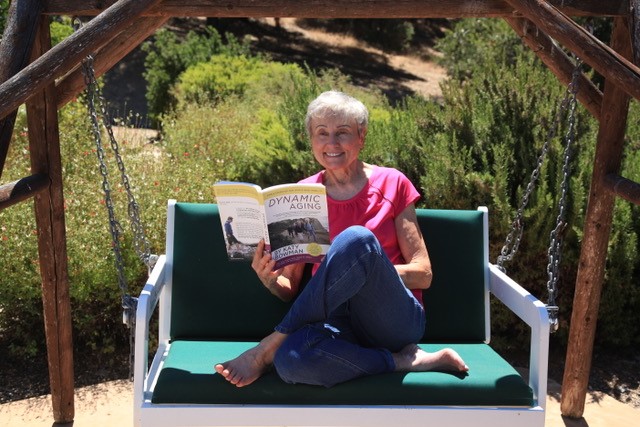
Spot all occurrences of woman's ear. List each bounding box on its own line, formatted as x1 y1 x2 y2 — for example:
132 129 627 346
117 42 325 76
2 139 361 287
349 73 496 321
359 128 367 147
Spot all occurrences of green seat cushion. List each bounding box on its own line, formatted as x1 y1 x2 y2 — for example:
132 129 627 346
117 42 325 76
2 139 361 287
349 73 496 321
151 340 533 407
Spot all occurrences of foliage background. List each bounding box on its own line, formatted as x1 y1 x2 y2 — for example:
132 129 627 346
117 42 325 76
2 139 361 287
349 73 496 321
0 16 639 369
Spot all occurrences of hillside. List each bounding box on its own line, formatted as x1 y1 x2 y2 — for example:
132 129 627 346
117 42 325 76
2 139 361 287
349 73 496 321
102 17 449 122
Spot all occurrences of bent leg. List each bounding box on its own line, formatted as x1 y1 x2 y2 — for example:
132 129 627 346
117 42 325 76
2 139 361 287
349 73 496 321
274 324 394 387
276 226 424 351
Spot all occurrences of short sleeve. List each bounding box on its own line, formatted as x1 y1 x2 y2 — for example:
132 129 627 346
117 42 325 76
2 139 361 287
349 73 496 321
369 166 420 217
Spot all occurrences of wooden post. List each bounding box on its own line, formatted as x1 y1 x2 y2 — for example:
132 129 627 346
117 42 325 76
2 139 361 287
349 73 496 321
504 16 603 121
560 17 633 418
0 0 43 179
25 17 75 424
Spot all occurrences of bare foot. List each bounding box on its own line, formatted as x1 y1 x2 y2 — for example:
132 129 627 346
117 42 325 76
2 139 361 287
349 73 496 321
392 344 469 373
214 332 287 387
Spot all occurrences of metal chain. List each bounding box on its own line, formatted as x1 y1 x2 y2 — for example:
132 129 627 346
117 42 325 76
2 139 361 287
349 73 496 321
80 52 137 377
74 18 155 379
496 64 580 271
545 61 582 332
495 56 583 333
82 53 157 271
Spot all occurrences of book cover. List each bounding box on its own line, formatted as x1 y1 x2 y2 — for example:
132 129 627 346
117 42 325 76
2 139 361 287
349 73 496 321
213 182 330 268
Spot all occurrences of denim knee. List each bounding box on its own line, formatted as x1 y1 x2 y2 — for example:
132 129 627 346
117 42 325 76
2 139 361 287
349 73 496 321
336 225 377 246
273 324 394 388
331 225 382 258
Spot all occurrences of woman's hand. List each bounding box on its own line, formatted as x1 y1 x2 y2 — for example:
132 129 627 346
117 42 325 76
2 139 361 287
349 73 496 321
251 239 283 291
250 239 304 302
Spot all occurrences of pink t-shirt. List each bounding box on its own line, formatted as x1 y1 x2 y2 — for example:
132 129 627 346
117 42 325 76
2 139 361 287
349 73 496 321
300 165 423 305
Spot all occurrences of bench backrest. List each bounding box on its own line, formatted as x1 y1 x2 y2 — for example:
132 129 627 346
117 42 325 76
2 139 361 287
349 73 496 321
166 202 489 343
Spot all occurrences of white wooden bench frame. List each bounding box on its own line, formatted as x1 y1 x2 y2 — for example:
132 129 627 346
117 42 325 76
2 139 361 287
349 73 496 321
134 202 549 427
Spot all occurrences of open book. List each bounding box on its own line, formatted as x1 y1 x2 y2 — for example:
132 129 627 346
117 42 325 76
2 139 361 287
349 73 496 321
213 181 330 269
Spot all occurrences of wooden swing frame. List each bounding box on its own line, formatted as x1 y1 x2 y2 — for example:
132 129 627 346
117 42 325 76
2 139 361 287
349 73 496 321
1 0 639 424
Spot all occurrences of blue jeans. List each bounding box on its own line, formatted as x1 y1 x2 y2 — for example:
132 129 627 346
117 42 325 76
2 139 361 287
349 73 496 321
273 226 426 387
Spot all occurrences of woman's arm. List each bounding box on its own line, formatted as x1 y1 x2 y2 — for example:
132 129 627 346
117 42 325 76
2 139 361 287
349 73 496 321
394 204 433 290
251 239 305 301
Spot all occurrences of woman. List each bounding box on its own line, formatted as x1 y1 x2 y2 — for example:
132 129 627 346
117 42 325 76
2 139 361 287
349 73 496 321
215 91 468 387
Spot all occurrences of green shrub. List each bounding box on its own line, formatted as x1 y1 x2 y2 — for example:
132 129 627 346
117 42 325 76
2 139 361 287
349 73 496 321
142 26 251 121
0 99 166 359
436 19 525 81
176 54 295 106
348 19 416 52
0 0 10 37
300 19 417 53
50 17 74 46
162 58 310 188
434 18 640 350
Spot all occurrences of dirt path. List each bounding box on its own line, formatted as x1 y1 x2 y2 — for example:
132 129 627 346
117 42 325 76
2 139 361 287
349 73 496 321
1 376 638 427
270 18 447 99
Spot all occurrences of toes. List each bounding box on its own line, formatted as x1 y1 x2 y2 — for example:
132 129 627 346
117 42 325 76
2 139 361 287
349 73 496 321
442 348 468 372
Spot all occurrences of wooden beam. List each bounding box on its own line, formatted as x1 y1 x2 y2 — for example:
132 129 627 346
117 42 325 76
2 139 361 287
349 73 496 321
25 16 75 424
56 16 168 109
44 0 629 18
604 173 640 205
0 173 49 211
504 16 603 121
560 16 633 419
0 0 43 180
504 0 640 102
0 0 163 122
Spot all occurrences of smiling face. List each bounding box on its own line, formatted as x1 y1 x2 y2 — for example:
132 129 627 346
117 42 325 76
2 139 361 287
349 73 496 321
310 114 365 172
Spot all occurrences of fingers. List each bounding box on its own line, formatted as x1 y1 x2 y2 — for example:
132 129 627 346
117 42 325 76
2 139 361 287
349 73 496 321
251 239 266 266
251 239 277 284
251 240 270 270
258 259 276 276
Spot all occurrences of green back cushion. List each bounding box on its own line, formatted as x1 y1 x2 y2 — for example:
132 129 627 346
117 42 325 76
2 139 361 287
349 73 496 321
171 203 291 340
418 209 487 342
170 203 487 342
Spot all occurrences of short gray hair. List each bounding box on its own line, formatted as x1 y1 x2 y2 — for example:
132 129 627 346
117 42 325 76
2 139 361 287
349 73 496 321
305 91 369 137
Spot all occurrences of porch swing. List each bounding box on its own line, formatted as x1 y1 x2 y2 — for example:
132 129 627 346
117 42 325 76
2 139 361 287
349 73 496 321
126 54 587 427
74 16 581 427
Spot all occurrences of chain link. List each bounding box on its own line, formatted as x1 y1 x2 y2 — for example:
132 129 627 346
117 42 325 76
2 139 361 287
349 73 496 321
75 18 155 379
496 67 577 271
545 61 581 332
495 56 583 333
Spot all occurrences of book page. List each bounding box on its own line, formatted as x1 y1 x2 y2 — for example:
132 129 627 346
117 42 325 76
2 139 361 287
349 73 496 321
262 184 330 269
213 183 268 262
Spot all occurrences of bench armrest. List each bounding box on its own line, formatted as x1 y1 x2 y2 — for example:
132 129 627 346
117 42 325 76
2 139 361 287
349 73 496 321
134 255 168 413
489 263 549 409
